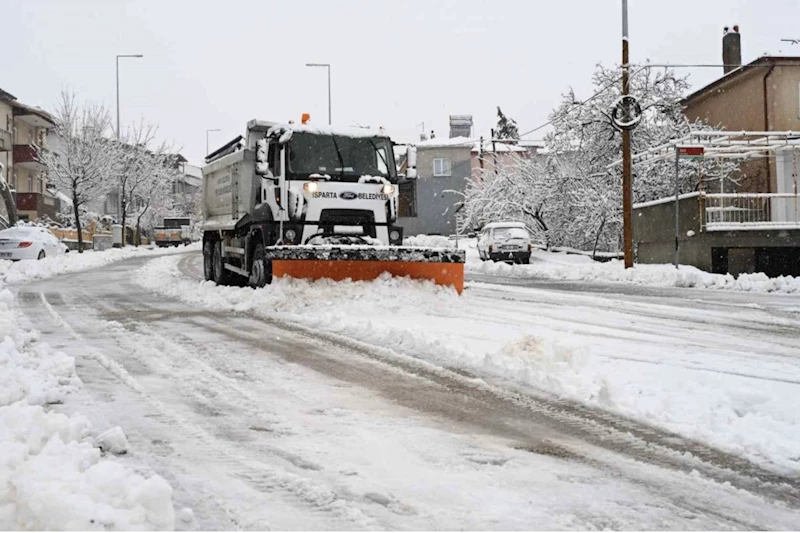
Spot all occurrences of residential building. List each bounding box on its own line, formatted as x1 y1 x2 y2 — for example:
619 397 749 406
0 87 60 221
681 27 800 193
632 28 800 277
397 115 534 236
172 156 202 217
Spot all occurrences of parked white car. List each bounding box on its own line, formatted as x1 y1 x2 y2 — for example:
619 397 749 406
477 222 533 264
0 227 69 261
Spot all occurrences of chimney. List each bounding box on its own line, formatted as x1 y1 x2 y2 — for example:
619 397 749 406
448 115 473 138
723 25 742 74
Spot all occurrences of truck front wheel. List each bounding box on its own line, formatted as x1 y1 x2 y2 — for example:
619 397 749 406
203 241 214 281
248 243 272 288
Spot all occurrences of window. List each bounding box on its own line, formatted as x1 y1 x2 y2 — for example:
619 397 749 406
398 181 417 217
268 141 282 176
433 157 451 177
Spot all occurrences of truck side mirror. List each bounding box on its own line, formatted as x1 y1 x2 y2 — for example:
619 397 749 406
406 145 417 168
255 138 269 175
405 168 417 179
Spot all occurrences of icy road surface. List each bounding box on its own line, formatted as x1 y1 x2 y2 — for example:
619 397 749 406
13 252 800 530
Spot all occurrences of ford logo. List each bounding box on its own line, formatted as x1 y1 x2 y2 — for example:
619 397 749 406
339 191 358 200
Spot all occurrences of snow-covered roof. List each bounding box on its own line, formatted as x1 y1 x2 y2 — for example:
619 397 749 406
248 119 390 139
183 163 202 179
475 142 528 153
414 136 529 153
414 136 475 149
55 191 71 205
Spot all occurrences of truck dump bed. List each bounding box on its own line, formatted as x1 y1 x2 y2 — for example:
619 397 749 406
201 149 260 231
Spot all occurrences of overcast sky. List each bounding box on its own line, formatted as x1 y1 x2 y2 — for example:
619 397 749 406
3 0 798 164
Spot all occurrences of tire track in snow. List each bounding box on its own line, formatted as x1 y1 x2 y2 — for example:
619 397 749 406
36 290 381 530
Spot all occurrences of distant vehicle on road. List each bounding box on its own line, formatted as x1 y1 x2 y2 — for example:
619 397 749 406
155 217 192 247
477 222 532 264
0 226 69 260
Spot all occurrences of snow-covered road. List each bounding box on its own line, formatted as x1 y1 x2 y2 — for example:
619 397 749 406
12 252 800 529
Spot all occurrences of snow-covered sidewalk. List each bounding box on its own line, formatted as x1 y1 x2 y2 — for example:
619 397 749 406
0 246 191 529
137 254 800 477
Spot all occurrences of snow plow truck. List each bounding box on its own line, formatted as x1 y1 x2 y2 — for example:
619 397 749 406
200 118 465 292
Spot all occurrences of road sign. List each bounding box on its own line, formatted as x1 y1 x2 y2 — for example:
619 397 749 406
678 145 705 159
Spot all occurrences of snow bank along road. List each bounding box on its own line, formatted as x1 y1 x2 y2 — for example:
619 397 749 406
12 251 800 529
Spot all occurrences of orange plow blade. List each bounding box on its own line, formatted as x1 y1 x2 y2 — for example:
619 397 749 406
268 246 466 294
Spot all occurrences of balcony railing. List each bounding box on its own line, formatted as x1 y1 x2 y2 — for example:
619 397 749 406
704 193 800 230
13 144 39 164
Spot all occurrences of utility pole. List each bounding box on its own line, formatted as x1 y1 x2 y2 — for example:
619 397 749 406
621 0 633 268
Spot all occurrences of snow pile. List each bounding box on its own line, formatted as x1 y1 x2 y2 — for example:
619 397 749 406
403 234 454 249
0 243 199 286
468 251 800 294
0 282 175 529
482 335 602 402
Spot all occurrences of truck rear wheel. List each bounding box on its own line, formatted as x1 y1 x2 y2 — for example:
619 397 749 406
203 241 214 281
248 243 272 288
212 241 234 286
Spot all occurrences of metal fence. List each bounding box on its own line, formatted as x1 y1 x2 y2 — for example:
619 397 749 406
704 193 800 230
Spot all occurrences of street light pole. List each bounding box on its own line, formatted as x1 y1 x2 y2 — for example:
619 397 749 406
114 54 142 247
206 128 221 156
306 63 331 125
115 54 143 139
621 0 633 268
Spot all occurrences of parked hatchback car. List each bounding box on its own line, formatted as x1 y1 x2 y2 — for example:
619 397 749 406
477 222 532 264
0 227 69 261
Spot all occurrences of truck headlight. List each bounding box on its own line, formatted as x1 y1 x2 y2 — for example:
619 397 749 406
285 228 297 242
303 182 319 193
382 184 396 195
389 230 400 242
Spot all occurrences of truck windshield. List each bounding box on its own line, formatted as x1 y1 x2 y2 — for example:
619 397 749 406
287 133 396 182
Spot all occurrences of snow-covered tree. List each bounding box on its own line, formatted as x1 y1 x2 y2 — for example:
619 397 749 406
133 151 181 245
495 107 519 142
37 91 117 252
116 122 162 246
464 65 738 254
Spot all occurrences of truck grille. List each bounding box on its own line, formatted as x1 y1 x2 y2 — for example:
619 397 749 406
318 209 376 237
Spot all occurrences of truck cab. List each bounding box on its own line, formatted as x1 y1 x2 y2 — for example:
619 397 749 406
245 120 403 246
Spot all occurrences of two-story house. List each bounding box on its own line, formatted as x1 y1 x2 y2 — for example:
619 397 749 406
681 27 800 193
632 28 800 277
0 87 60 222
